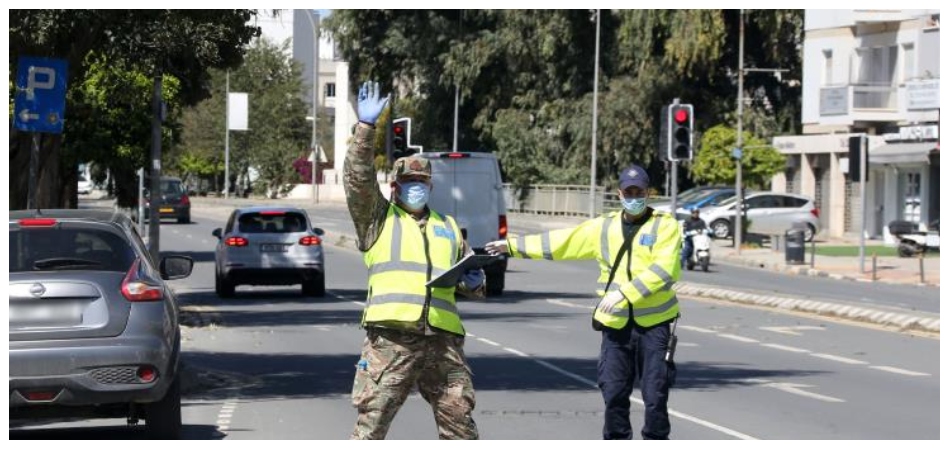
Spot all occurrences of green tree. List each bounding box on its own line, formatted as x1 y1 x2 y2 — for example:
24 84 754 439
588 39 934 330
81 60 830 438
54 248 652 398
9 9 261 209
690 124 785 189
173 37 310 198
324 10 803 191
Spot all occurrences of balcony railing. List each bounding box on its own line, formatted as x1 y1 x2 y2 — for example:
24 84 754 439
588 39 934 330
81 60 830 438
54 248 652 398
852 84 898 110
819 84 899 116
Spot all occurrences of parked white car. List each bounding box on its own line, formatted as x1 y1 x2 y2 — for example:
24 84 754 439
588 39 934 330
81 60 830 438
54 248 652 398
702 192 821 242
77 175 93 195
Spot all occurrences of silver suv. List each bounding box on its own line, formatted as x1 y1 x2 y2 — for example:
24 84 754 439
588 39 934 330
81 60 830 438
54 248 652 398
702 192 821 242
9 209 194 438
213 207 326 298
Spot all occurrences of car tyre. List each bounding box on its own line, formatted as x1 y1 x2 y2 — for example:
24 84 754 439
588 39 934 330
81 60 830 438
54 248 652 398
145 374 182 440
177 215 190 224
215 273 235 298
303 272 326 297
711 220 732 239
803 224 816 243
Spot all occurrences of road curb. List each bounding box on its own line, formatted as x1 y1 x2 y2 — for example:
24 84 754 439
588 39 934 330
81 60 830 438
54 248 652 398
716 254 939 288
675 281 939 334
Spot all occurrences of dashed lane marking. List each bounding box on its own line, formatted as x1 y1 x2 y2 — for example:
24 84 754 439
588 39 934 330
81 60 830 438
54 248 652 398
216 398 239 433
760 343 810 353
719 334 760 344
467 332 758 440
809 353 868 365
870 366 930 377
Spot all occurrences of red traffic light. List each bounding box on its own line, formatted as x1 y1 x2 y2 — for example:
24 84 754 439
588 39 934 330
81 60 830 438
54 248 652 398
674 109 689 124
394 125 404 135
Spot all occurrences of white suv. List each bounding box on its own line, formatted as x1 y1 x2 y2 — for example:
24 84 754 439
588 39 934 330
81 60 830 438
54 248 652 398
417 152 508 296
702 192 821 242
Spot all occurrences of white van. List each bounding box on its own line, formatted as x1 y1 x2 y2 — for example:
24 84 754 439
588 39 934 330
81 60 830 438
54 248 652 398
417 152 508 296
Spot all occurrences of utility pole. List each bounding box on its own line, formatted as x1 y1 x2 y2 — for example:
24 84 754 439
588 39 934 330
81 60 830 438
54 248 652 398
734 9 745 253
224 70 230 200
589 9 601 218
305 10 321 203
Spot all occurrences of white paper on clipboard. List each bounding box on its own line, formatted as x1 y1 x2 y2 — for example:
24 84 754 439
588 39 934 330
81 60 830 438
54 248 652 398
425 254 504 288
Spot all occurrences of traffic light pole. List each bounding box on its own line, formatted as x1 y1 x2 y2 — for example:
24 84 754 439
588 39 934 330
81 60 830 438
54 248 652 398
670 161 678 217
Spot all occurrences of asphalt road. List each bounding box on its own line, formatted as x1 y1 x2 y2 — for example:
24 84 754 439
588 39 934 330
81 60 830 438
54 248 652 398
11 209 939 439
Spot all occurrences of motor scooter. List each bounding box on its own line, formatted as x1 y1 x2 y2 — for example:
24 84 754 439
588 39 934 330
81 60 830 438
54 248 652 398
888 219 939 258
685 228 712 272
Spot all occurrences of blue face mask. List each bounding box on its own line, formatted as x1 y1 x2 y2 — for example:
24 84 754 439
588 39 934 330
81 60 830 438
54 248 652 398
621 196 647 215
398 181 430 211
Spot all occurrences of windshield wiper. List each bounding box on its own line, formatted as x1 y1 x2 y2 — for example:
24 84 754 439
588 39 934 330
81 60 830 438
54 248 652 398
33 258 105 270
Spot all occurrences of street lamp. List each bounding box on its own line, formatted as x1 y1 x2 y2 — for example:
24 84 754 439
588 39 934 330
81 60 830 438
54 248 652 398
304 10 321 204
589 9 601 218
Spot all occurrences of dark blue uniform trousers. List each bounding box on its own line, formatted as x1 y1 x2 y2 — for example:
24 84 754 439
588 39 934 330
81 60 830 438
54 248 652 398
597 319 675 440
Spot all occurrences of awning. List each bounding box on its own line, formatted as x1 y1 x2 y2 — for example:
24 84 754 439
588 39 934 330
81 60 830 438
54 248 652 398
869 142 937 164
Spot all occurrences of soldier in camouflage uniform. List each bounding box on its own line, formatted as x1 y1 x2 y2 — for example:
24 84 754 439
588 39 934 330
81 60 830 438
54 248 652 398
344 81 484 440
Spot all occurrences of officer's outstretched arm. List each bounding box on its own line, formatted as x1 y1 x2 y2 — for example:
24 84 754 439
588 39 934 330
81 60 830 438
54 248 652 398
505 218 601 261
618 216 683 305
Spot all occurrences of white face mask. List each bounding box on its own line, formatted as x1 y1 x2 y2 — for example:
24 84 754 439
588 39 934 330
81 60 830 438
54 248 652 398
398 181 430 211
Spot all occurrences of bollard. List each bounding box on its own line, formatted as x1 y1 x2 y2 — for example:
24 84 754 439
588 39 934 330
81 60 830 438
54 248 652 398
919 252 925 284
871 252 877 281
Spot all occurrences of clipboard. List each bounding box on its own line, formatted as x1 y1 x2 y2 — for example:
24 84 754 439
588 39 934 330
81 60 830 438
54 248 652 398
425 254 504 288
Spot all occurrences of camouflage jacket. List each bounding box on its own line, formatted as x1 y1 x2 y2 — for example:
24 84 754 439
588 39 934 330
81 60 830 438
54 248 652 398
343 123 484 335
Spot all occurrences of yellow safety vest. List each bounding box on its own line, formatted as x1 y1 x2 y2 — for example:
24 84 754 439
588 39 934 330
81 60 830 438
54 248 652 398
362 204 465 335
507 209 681 329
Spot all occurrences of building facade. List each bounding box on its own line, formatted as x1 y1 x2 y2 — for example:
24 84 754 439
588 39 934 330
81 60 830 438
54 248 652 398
771 10 939 240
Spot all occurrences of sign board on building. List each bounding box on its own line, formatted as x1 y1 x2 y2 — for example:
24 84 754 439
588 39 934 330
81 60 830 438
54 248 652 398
906 80 940 110
13 57 68 134
819 86 849 116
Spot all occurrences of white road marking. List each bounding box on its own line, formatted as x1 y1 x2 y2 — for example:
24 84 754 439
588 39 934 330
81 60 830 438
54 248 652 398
679 325 717 334
471 331 758 439
760 343 810 353
546 299 587 309
746 379 845 403
216 398 239 435
679 342 699 347
759 325 825 336
809 353 868 365
719 334 760 343
477 337 501 347
870 366 930 377
186 234 193 239
351 301 364 307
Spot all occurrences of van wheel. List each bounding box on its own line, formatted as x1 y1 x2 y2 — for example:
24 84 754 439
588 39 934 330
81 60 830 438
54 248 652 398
303 272 326 297
145 374 182 439
486 271 505 296
215 273 235 298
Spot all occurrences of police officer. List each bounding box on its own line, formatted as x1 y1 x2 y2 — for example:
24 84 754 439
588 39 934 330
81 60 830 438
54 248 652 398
682 208 708 268
343 81 483 440
486 164 681 440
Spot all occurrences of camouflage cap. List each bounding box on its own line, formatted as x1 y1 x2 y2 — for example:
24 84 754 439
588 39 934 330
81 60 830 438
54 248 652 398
391 155 431 179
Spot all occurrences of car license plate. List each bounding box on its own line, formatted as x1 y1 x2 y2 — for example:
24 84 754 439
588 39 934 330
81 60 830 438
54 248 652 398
261 244 287 253
160 208 174 213
9 303 82 326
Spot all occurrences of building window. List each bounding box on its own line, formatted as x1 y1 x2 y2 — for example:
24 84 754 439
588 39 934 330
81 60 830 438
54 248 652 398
853 45 898 109
902 43 915 82
823 50 833 86
324 83 336 98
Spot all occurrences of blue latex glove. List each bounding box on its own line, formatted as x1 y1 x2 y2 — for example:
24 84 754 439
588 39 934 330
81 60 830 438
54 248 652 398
461 269 484 290
357 81 391 126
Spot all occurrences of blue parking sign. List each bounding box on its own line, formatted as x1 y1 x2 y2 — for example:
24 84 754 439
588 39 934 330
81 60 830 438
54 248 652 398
14 57 68 134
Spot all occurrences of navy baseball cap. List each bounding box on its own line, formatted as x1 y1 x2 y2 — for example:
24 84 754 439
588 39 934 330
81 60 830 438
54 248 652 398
619 164 649 190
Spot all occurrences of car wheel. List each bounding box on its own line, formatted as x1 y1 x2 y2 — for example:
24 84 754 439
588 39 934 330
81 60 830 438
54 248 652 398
486 271 505 296
898 241 919 258
303 272 326 297
711 220 732 239
145 374 182 439
177 215 190 224
215 273 235 298
803 224 816 243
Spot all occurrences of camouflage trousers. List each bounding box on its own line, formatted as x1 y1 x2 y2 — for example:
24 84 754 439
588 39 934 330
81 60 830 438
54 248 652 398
350 327 478 440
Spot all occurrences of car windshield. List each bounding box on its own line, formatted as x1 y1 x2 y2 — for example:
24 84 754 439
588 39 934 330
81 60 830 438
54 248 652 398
9 226 136 273
238 212 308 234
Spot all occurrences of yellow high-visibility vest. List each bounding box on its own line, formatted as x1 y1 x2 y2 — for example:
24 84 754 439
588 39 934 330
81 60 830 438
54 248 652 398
507 209 681 329
362 204 465 335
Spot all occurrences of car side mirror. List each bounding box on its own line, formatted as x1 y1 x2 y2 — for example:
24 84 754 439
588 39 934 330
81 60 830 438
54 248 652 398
312 227 325 236
212 228 222 239
160 255 194 280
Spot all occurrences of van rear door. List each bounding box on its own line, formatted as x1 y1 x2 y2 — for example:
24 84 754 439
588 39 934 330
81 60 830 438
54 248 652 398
424 154 502 248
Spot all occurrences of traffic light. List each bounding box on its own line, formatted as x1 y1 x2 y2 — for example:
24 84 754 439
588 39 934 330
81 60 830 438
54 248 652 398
391 117 414 160
667 104 693 161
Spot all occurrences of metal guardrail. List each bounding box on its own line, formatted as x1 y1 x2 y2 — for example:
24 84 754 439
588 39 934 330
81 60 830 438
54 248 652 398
503 184 670 217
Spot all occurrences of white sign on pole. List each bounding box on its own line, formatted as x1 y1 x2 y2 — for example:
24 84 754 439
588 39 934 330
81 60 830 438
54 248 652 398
228 92 248 130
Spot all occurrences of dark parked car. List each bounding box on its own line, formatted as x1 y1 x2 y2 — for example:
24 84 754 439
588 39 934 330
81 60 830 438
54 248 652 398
9 209 194 438
135 177 191 224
